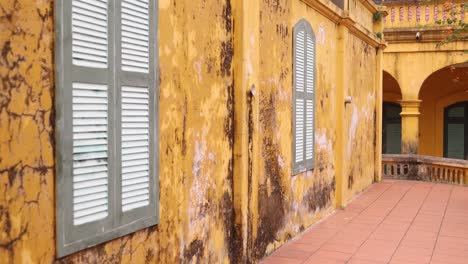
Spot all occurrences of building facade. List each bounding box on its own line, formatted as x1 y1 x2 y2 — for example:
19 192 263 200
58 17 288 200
382 0 468 159
0 0 385 263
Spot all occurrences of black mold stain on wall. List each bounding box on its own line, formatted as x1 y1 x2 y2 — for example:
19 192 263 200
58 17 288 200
255 136 285 259
184 239 205 262
302 178 336 212
255 93 286 259
403 141 418 154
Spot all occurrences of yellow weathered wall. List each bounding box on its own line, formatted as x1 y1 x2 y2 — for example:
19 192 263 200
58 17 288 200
349 0 374 31
0 0 383 263
0 0 55 263
343 35 377 201
0 0 238 263
252 0 339 257
254 0 381 257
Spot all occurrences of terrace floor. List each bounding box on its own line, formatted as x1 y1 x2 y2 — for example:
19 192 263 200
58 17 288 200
260 179 468 264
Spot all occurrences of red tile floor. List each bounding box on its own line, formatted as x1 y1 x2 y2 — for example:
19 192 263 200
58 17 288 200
260 180 468 264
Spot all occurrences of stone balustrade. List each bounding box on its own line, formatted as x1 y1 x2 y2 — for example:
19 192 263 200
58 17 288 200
382 154 468 185
383 1 466 29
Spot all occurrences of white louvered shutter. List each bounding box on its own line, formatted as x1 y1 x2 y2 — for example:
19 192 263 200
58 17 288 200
121 85 150 212
121 0 150 73
72 0 108 68
118 0 155 218
304 29 315 168
71 0 110 226
293 20 315 174
294 24 306 173
72 83 109 225
57 0 158 257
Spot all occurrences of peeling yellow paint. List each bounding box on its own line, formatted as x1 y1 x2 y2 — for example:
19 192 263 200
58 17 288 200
0 0 385 263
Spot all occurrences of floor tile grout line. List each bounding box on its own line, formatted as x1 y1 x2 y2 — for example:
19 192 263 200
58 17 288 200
296 181 397 264
428 185 454 264
386 183 436 264
344 181 422 264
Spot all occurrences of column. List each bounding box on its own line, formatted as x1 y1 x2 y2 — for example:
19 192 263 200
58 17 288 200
399 99 421 154
374 7 388 182
232 0 260 262
335 20 351 208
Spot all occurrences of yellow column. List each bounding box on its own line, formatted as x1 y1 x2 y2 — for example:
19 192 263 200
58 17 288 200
375 48 384 181
232 0 259 261
399 100 421 154
374 7 387 182
335 20 351 208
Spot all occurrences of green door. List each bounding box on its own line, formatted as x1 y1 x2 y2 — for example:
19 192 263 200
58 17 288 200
444 102 468 160
383 102 402 154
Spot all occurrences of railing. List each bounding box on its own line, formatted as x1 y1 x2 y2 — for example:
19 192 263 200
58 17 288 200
382 1 467 29
382 154 468 185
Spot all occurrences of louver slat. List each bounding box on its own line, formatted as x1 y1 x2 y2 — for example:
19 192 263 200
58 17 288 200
121 86 150 212
72 83 109 226
72 0 108 68
121 0 149 73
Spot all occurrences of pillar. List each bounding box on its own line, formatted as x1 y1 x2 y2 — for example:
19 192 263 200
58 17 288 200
335 18 352 208
374 7 387 182
399 99 421 154
232 0 260 262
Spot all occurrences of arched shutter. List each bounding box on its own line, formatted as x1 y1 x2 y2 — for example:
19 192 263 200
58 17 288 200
293 20 315 174
294 24 306 173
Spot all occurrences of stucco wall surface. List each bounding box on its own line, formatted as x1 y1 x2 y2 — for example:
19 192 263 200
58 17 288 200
0 0 237 263
0 0 381 263
253 0 339 257
344 35 377 200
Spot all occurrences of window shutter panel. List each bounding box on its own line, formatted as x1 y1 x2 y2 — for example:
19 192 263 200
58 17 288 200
116 0 158 224
121 85 151 212
293 23 306 173
72 82 109 225
70 0 113 227
293 20 315 174
57 0 159 256
56 0 115 256
121 0 150 73
304 28 315 168
72 0 108 68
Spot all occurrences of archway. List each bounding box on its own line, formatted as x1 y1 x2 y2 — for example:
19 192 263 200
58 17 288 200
419 63 468 158
382 71 402 154
383 71 402 103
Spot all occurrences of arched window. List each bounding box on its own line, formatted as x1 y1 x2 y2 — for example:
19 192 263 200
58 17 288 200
444 102 468 160
293 19 315 174
383 102 402 154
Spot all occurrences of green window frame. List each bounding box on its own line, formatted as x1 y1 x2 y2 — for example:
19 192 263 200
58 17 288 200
383 102 402 154
55 0 159 257
444 101 468 160
293 19 316 175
